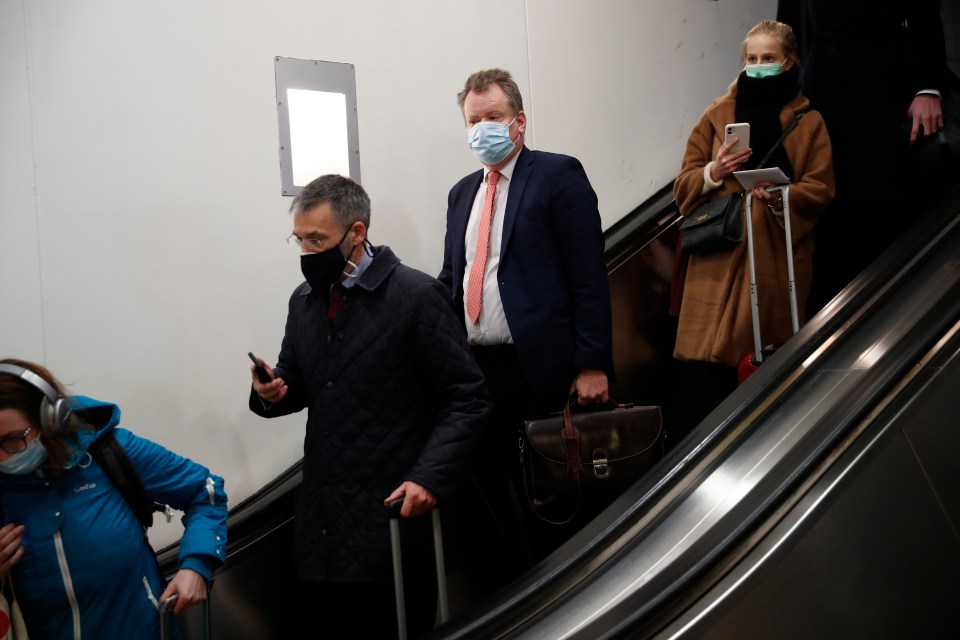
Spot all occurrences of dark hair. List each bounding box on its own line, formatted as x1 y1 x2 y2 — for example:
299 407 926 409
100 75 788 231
457 68 525 115
0 358 81 475
289 174 371 230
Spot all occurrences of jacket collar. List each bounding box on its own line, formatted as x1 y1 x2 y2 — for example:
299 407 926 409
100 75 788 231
354 245 400 291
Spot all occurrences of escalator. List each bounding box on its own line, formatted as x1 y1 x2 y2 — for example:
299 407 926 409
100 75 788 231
429 181 960 638
162 181 960 639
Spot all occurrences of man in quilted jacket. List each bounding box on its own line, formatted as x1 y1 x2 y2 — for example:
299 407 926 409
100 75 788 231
249 174 490 638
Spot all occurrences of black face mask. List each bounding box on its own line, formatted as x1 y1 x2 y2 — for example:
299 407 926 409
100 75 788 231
300 229 350 293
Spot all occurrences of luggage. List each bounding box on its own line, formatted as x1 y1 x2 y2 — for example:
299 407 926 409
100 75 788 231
159 594 211 640
738 185 800 384
520 397 664 524
386 499 449 640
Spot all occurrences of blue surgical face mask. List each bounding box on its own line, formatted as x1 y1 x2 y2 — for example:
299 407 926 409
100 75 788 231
467 115 520 165
0 438 48 475
744 60 787 79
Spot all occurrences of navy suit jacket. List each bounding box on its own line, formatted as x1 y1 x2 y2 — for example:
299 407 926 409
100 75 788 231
439 146 614 400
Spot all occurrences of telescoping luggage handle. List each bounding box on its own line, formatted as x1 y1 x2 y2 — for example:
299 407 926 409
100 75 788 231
159 594 211 640
385 498 449 640
744 184 800 365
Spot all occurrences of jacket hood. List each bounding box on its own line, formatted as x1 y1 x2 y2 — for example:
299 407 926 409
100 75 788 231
66 395 121 454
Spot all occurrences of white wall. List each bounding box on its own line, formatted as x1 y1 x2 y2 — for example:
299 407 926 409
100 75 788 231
0 0 775 546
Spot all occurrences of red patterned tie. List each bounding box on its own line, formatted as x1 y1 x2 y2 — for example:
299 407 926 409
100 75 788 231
466 171 501 325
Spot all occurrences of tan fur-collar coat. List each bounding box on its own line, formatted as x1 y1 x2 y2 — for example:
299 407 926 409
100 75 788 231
674 89 835 366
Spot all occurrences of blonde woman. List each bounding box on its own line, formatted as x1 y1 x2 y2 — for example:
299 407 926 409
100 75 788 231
673 20 835 414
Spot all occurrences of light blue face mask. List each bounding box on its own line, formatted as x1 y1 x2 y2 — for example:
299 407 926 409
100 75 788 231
0 437 48 475
467 115 520 165
744 60 787 79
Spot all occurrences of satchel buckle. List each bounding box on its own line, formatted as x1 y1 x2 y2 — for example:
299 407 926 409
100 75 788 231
592 449 609 479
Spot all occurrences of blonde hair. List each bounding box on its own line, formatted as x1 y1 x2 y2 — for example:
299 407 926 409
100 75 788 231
740 20 799 66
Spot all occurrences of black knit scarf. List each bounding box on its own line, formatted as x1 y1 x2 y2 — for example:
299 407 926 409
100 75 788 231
735 65 801 176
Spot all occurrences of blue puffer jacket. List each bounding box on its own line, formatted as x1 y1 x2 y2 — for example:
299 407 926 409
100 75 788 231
0 396 228 640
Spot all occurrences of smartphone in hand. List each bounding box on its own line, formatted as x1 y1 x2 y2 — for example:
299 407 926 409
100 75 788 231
724 122 751 153
248 352 273 384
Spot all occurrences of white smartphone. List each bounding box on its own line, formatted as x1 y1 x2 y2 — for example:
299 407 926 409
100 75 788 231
724 122 750 153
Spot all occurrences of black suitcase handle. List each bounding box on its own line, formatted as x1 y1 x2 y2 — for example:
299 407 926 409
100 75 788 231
159 594 211 640
385 497 449 640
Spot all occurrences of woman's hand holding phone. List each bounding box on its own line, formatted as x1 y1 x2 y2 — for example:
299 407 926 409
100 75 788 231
711 122 753 183
712 139 753 182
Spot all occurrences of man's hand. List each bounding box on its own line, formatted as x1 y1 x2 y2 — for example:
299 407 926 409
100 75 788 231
250 358 287 403
0 523 24 582
384 481 437 518
159 569 208 615
907 94 943 144
571 368 609 405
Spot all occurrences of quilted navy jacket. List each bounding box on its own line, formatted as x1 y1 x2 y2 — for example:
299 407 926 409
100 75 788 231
0 396 228 640
249 246 489 581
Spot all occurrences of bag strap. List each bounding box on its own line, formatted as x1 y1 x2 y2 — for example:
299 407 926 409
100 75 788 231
756 111 806 171
519 452 581 526
89 431 167 529
518 395 585 526
561 401 582 482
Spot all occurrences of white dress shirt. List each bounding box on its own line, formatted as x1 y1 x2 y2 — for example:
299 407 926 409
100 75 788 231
462 152 521 345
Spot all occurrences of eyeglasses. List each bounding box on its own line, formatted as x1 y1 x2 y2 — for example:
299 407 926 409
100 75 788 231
286 234 328 251
0 426 33 455
287 225 352 252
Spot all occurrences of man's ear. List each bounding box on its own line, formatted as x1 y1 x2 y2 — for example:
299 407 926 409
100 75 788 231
350 221 367 246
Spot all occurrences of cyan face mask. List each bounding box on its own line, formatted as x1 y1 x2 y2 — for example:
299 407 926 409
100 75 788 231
744 60 787 79
467 115 520 165
0 437 48 475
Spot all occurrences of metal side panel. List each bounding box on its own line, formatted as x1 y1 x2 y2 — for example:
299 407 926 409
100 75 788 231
658 336 960 639
901 361 960 535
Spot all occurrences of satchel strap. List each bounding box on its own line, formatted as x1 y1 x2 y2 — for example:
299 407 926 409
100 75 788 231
756 111 806 171
561 401 582 482
520 453 582 526
561 395 632 478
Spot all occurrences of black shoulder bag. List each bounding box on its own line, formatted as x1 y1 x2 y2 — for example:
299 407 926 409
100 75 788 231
680 112 805 255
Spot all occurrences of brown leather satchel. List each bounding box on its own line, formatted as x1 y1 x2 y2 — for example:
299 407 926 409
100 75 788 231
520 397 664 524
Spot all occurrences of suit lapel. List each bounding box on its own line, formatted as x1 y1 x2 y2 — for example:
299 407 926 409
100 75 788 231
452 170 484 296
501 146 532 260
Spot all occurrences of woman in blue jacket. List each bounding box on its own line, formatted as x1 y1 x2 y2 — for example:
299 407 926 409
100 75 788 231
0 358 228 639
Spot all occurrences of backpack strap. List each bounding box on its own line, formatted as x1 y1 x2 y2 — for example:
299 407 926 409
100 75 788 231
88 431 167 529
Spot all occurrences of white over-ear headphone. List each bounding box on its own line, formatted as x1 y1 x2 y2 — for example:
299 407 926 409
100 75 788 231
0 363 71 436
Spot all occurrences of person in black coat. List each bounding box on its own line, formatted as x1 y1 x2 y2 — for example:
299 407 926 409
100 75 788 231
776 0 950 314
249 174 490 639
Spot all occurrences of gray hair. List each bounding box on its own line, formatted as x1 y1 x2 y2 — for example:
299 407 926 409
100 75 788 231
289 174 371 230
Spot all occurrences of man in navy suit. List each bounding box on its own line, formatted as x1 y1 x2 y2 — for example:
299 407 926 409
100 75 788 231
438 68 614 585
